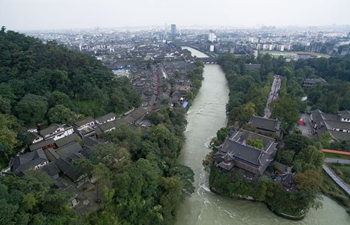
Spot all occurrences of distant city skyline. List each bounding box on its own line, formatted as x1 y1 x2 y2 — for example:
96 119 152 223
1 0 350 31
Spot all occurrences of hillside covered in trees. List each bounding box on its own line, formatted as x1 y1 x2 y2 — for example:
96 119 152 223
0 28 195 224
0 27 141 167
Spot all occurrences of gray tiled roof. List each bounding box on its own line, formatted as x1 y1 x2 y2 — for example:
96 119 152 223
216 130 277 175
40 124 59 137
339 110 350 119
321 112 340 121
41 162 60 177
231 129 276 150
311 109 350 141
129 107 148 121
249 116 280 132
11 149 48 175
329 130 350 141
74 116 95 127
83 137 100 148
95 113 116 124
55 133 79 148
55 158 81 182
29 139 55 151
44 148 60 162
326 121 350 130
56 142 82 159
304 78 327 84
218 139 270 167
97 121 116 132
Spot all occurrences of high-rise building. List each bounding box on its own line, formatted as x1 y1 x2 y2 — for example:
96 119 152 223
208 30 216 42
171 24 176 36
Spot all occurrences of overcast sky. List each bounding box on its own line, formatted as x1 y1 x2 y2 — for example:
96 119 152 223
1 0 350 31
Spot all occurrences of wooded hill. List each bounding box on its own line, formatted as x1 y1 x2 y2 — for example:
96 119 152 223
0 27 141 121
0 28 195 224
0 27 141 167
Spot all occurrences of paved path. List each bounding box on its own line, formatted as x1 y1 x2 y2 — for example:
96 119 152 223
322 164 350 196
325 158 350 164
264 75 281 118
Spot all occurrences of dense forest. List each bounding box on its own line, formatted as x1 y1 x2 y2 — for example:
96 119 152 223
0 28 141 167
0 28 196 224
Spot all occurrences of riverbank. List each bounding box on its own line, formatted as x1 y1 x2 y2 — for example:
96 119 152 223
210 178 307 220
207 162 310 220
320 169 350 214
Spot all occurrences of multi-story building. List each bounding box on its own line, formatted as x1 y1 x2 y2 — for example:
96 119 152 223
208 30 216 42
171 24 176 37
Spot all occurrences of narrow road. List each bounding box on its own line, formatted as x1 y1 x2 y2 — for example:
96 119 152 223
322 164 350 196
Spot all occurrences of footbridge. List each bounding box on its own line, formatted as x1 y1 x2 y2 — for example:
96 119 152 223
199 57 218 64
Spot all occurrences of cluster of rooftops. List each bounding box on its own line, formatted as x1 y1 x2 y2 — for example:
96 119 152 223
310 109 350 141
214 115 296 192
10 108 152 189
213 109 350 192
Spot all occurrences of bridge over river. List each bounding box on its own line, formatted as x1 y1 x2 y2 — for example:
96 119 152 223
199 57 218 64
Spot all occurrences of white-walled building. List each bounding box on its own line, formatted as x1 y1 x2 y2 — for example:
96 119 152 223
208 30 216 42
210 45 215 52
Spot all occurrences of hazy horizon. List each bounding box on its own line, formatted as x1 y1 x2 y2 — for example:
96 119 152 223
1 0 350 31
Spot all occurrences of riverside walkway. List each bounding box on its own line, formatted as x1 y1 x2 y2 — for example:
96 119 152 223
324 158 350 164
322 164 350 196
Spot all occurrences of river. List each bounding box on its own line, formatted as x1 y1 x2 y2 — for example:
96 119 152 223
176 47 350 225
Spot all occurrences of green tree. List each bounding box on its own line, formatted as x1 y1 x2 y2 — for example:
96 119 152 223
295 170 323 192
230 101 256 125
246 139 263 149
148 124 181 161
279 150 295 166
320 132 332 149
284 133 314 156
246 85 267 116
169 164 195 200
270 96 300 134
89 143 132 171
113 159 161 225
294 145 324 172
48 91 71 108
0 96 11 114
216 127 230 144
92 163 111 202
186 91 194 101
22 192 37 212
15 94 48 125
0 114 20 163
47 104 75 124
193 79 202 89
